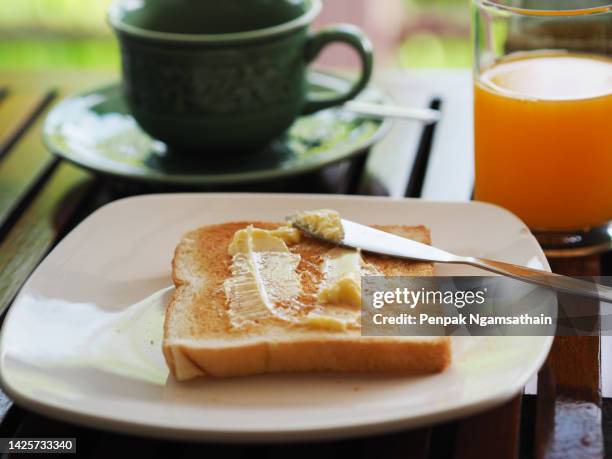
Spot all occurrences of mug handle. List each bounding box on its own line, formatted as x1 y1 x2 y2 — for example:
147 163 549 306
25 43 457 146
301 24 374 115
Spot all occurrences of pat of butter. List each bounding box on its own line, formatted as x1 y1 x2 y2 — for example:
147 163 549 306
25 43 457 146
228 225 300 255
269 226 301 245
318 248 362 307
225 225 302 327
305 313 349 331
318 276 361 308
290 209 344 242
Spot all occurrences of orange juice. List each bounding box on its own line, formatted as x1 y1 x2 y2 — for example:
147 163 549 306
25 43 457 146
474 52 612 230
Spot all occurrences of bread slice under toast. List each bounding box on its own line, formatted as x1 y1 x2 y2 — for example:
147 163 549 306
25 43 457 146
164 222 451 380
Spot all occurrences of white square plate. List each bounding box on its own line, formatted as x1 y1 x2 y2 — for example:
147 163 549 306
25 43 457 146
0 194 553 442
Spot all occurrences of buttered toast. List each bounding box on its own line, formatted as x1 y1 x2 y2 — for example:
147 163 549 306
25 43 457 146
163 221 451 380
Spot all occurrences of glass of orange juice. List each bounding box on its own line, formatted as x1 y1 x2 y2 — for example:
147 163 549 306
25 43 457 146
473 0 612 256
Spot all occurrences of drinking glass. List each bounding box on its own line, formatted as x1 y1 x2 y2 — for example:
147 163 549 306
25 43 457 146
472 0 612 256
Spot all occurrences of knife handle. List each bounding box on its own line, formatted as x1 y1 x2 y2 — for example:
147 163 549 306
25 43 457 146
465 257 612 304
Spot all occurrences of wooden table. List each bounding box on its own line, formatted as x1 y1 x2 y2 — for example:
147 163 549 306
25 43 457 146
0 69 608 458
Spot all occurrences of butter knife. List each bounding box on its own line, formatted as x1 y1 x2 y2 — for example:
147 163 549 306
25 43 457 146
293 218 612 304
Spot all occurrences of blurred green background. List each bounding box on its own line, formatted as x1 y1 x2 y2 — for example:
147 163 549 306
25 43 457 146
0 0 471 70
398 0 470 68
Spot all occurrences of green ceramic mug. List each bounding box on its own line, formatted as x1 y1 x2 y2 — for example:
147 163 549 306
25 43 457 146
108 0 373 152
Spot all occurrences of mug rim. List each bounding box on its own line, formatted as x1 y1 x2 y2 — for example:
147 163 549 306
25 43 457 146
108 0 322 43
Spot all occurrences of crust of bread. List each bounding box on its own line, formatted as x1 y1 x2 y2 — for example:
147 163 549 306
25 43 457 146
164 222 451 380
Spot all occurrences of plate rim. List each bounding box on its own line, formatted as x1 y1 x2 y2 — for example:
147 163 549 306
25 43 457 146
42 75 393 186
0 193 554 442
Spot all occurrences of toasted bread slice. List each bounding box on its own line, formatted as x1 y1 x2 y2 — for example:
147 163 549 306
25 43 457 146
164 222 450 380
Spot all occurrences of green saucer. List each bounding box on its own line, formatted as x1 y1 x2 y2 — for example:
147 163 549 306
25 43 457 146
43 72 391 186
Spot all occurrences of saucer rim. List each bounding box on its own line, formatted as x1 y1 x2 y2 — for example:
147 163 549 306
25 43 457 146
43 73 393 186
